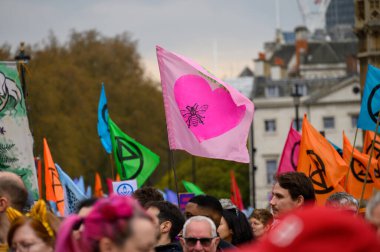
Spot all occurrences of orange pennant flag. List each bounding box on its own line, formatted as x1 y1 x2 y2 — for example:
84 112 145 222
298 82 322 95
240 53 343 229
43 138 64 216
297 115 348 205
363 131 380 159
94 172 104 198
116 173 121 182
343 132 380 200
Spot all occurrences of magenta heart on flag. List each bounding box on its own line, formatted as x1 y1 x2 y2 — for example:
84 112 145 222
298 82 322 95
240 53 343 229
174 74 246 142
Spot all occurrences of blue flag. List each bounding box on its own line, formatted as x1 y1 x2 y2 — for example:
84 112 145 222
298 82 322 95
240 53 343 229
77 176 85 194
86 185 92 198
164 188 178 206
48 201 60 216
56 164 88 216
358 64 380 132
97 83 112 153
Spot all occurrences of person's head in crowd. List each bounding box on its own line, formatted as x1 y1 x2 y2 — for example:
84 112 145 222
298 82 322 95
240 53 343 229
249 209 273 238
145 200 185 246
56 195 158 252
7 200 58 252
75 198 98 217
238 206 380 252
270 172 315 219
0 171 28 213
132 186 164 208
366 191 380 237
185 195 223 228
180 216 220 252
218 208 253 246
325 192 359 215
0 171 28 246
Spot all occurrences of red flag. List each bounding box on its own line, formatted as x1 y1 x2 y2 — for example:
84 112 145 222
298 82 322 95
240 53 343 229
43 138 64 216
94 172 104 198
297 116 348 205
106 178 114 194
277 123 301 174
230 170 244 210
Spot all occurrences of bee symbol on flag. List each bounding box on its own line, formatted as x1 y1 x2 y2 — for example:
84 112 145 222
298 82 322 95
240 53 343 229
180 103 208 128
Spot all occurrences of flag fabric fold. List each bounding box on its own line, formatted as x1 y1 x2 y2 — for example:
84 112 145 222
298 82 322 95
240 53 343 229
43 138 64 216
297 116 348 205
182 180 205 196
94 172 104 198
156 46 254 163
277 123 301 174
55 164 88 216
343 132 380 200
363 130 380 159
97 83 112 153
108 117 160 187
230 170 244 210
164 188 178 206
357 64 380 132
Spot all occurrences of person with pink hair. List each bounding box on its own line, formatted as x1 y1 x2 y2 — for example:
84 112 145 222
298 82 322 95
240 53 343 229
56 194 158 252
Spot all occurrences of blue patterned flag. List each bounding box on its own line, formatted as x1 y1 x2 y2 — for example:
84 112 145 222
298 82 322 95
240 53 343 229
55 164 88 216
77 176 85 194
97 83 112 153
358 65 380 132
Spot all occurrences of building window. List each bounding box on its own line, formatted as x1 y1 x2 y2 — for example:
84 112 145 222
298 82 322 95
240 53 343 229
266 160 277 184
351 114 359 128
292 84 307 96
323 117 335 129
265 86 279 97
265 119 276 132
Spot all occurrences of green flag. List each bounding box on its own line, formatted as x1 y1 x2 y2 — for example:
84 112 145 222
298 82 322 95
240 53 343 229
182 180 205 196
108 118 160 187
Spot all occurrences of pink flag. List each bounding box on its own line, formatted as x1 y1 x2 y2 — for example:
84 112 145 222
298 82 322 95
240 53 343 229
156 46 254 163
277 123 301 174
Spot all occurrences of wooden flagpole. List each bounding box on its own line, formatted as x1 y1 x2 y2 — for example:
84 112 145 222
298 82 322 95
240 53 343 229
169 150 181 207
359 116 380 208
109 153 115 180
344 128 359 190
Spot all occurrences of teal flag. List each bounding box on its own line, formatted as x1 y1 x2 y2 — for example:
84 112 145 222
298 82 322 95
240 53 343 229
108 117 160 187
182 180 205 196
358 64 380 132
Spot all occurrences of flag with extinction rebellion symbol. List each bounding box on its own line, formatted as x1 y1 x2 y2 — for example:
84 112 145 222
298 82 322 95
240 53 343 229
358 64 380 133
297 115 348 205
108 118 160 187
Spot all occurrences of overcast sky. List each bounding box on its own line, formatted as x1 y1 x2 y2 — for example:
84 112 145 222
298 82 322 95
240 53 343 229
1 0 303 80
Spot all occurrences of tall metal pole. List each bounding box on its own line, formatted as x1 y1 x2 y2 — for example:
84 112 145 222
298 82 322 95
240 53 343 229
292 83 302 131
248 123 256 208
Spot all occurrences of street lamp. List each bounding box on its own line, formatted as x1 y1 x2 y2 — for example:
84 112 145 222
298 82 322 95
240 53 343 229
292 83 302 131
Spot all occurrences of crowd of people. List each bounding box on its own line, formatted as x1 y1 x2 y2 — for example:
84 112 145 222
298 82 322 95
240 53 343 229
1 170 380 251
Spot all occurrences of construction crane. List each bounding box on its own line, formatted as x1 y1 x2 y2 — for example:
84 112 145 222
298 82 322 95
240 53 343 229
297 0 331 32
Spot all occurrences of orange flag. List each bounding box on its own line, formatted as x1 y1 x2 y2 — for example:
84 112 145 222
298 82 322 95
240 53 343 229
94 172 104 198
297 115 348 205
363 131 380 159
343 132 380 200
116 173 121 182
43 138 64 216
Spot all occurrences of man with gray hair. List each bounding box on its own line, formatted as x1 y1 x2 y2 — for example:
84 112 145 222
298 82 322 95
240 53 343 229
180 216 220 252
325 192 359 215
366 192 380 237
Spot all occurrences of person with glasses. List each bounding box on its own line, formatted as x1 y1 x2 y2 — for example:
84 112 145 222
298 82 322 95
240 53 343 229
180 216 220 252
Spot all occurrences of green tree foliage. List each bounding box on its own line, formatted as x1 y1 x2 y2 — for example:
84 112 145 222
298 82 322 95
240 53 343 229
0 31 251 205
25 30 168 186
